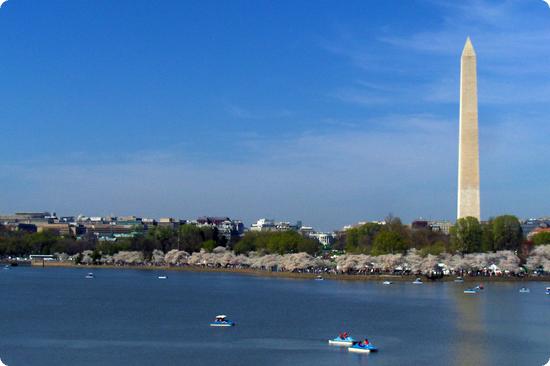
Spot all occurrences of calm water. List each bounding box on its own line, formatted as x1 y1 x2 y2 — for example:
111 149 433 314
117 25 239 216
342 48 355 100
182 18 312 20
0 267 549 366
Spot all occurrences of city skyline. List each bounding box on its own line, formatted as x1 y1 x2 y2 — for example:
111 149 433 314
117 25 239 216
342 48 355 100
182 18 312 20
1 1 550 231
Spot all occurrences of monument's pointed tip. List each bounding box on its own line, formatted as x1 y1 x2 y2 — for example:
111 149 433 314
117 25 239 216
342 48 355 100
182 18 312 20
462 37 476 57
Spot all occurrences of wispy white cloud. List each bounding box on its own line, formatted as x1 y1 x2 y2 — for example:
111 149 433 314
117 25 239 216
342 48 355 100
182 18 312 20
224 101 294 120
1 110 548 228
331 87 390 106
325 0 550 107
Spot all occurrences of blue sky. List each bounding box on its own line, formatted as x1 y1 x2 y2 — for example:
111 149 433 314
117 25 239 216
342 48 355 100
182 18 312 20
1 0 549 230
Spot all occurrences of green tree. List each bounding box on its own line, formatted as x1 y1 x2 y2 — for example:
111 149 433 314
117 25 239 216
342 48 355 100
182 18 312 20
491 215 523 251
147 226 176 252
420 241 447 256
481 220 494 252
532 231 550 246
450 217 482 253
91 249 102 263
371 231 409 255
345 223 382 253
178 225 205 253
233 231 321 255
202 239 216 252
233 232 259 254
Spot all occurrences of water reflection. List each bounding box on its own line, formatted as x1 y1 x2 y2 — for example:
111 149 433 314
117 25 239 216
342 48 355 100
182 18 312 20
452 287 488 366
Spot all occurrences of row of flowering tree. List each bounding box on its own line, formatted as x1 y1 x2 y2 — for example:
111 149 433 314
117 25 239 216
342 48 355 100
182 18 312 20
71 245 550 277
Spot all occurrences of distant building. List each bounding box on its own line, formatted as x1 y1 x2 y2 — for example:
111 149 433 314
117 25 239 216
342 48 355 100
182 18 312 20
310 232 335 249
83 223 140 239
0 212 52 225
15 223 38 233
342 220 386 231
521 218 550 238
196 216 244 243
250 218 302 232
158 218 177 229
299 226 314 236
411 220 429 230
250 218 275 231
428 220 452 235
36 223 80 237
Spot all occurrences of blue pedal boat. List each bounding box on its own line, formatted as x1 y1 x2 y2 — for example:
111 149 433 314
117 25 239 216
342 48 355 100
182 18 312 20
328 333 355 346
210 315 235 327
348 340 378 353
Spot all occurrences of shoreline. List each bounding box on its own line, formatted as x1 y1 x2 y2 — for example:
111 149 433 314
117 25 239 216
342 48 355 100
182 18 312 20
33 261 550 283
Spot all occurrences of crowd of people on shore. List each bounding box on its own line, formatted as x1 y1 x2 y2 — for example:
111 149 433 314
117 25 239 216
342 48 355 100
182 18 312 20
63 244 550 278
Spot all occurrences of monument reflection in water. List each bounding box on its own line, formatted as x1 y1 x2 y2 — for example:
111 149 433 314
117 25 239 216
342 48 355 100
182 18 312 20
452 288 487 366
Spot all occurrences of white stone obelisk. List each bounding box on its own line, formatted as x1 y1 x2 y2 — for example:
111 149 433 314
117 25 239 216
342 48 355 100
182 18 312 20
457 37 480 220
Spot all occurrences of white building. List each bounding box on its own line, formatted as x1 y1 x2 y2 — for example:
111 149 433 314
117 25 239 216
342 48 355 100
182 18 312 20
250 218 275 231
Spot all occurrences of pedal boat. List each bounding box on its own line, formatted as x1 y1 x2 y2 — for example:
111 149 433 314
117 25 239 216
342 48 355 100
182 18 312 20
85 273 94 279
348 341 378 353
412 278 423 284
328 334 355 346
210 315 235 327
545 287 550 295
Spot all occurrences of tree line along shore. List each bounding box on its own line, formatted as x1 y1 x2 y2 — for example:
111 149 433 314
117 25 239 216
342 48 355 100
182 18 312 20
2 215 550 279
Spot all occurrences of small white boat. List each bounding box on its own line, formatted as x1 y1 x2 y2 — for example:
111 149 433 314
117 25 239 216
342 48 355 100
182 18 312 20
454 276 464 283
315 275 324 281
0 357 8 366
210 315 235 327
412 278 423 285
464 288 478 294
519 287 530 293
85 273 94 279
382 281 392 285
158 276 167 280
545 287 550 295
328 332 355 346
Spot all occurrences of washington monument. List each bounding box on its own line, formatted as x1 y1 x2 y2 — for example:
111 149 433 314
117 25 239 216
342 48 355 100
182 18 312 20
457 37 480 220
